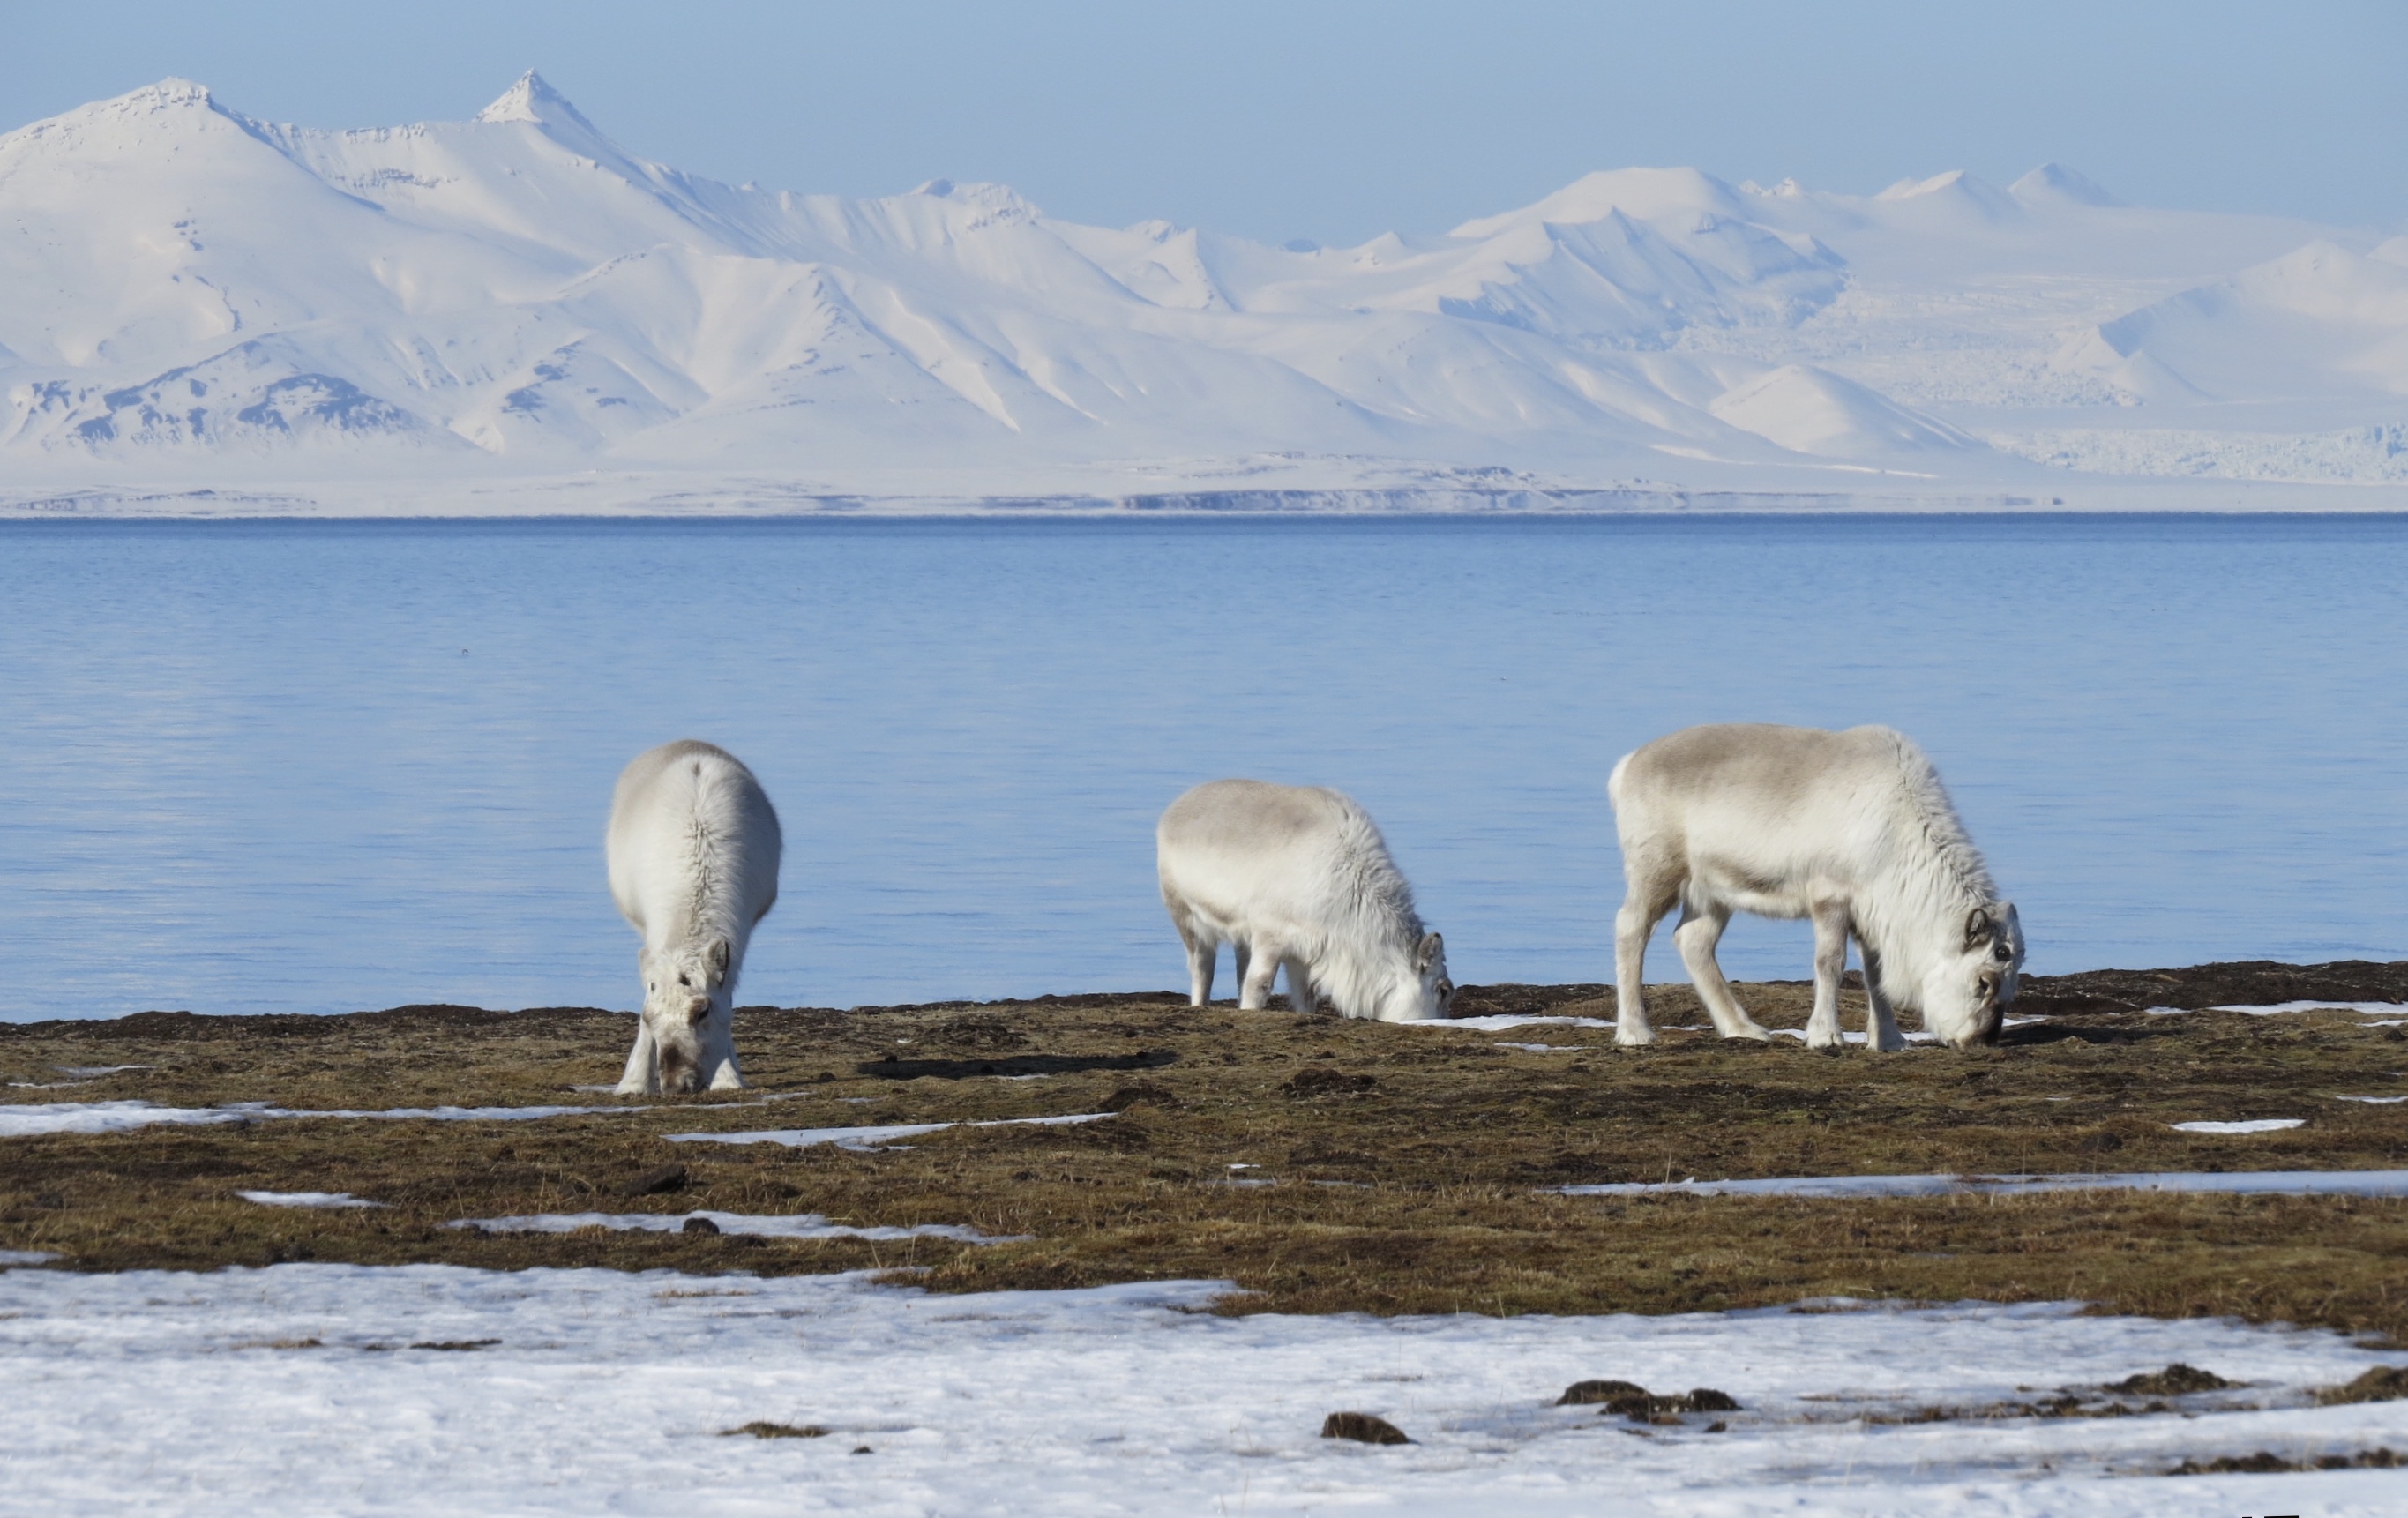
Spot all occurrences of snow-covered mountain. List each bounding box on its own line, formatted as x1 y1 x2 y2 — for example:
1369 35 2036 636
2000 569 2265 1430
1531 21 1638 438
2 76 2399 511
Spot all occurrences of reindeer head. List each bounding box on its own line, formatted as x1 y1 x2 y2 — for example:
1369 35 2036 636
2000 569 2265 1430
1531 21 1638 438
639 937 732 1092
1923 902 2024 1050
1382 931 1455 1021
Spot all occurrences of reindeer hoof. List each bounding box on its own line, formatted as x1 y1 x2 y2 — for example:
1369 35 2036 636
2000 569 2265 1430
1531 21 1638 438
1614 1027 1656 1048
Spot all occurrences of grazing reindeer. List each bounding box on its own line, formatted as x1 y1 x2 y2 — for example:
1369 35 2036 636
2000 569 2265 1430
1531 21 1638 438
1157 779 1452 1021
1609 723 2023 1051
608 741 781 1093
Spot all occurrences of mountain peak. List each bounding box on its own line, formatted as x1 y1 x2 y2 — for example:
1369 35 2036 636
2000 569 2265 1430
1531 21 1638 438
1449 166 1748 239
475 71 597 135
2009 162 2125 208
1876 169 1971 201
130 78 215 108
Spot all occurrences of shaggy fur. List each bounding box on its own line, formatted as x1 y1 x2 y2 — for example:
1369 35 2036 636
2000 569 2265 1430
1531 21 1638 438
607 740 781 1093
1609 724 2023 1051
1156 779 1451 1022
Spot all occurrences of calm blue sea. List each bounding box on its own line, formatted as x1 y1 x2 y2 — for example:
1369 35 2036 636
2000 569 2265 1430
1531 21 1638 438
2 514 2402 1021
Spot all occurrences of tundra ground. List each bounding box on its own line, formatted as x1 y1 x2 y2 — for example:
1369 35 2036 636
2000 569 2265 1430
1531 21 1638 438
4 961 2404 1338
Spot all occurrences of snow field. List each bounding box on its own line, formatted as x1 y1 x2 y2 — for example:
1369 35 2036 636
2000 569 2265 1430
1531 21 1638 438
1 1263 2403 1516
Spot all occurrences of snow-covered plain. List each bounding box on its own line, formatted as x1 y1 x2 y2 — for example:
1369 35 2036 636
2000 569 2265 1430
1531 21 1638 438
1 1262 2403 1515
3 76 2402 512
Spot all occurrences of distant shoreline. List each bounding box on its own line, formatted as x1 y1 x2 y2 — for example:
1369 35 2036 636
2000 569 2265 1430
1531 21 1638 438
9 495 2408 523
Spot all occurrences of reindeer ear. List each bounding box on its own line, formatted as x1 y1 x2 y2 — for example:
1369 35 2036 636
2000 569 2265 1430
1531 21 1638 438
707 938 731 976
1964 907 1992 948
1416 932 1443 971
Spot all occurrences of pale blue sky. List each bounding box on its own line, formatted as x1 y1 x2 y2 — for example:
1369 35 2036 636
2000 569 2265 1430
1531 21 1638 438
5 1 2400 243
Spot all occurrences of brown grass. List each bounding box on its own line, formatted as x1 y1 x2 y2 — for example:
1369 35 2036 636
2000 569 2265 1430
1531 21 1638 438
3 961 2404 1340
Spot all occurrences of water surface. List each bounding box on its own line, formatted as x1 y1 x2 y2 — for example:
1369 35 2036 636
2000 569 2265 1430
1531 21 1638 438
4 514 2401 1020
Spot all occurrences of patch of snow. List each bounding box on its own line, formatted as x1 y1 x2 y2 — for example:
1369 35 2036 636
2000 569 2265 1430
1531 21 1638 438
0 1249 58 1266
1494 1043 1581 1052
664 1112 1112 1151
2335 1096 2408 1104
55 1065 150 1077
0 1099 645 1138
236 1102 639 1121
2215 1001 2408 1017
0 1100 249 1136
447 1210 1011 1243
1564 1170 2408 1199
665 1121 950 1151
2170 1118 2307 1134
2 1264 2404 1513
1418 1015 1616 1033
2146 1002 2408 1019
236 1191 384 1209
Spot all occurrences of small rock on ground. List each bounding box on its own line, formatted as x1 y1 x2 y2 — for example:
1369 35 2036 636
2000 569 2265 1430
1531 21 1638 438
1321 1411 1411 1445
2112 1363 2232 1396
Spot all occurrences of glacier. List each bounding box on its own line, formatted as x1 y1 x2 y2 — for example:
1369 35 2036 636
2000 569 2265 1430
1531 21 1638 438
2 74 2401 513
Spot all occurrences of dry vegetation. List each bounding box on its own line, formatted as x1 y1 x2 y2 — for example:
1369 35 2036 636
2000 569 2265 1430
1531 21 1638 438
4 960 2406 1341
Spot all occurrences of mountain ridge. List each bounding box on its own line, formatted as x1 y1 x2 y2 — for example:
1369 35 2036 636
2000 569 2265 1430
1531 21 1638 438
3 77 2399 508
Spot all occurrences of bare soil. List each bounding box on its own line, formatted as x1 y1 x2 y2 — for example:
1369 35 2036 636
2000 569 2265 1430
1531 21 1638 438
4 961 2405 1337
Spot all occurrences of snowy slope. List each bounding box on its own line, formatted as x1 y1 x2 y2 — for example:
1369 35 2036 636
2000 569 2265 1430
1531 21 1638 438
2056 241 2408 403
0 77 2399 508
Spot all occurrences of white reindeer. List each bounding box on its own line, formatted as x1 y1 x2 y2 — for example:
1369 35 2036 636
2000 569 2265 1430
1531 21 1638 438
1609 723 2023 1052
1156 779 1452 1021
608 740 782 1094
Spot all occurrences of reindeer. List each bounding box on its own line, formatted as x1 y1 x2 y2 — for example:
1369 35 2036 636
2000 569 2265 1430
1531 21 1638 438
1157 779 1451 1021
608 741 781 1093
1609 724 2023 1051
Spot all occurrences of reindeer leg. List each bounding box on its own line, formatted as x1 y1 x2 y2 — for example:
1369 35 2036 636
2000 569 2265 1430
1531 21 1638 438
1676 902 1772 1042
1181 927 1217 1007
616 1020 658 1096
1238 941 1281 1011
1614 871 1678 1047
1283 958 1319 1016
1806 902 1850 1051
702 1008 746 1090
1859 938 1907 1052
